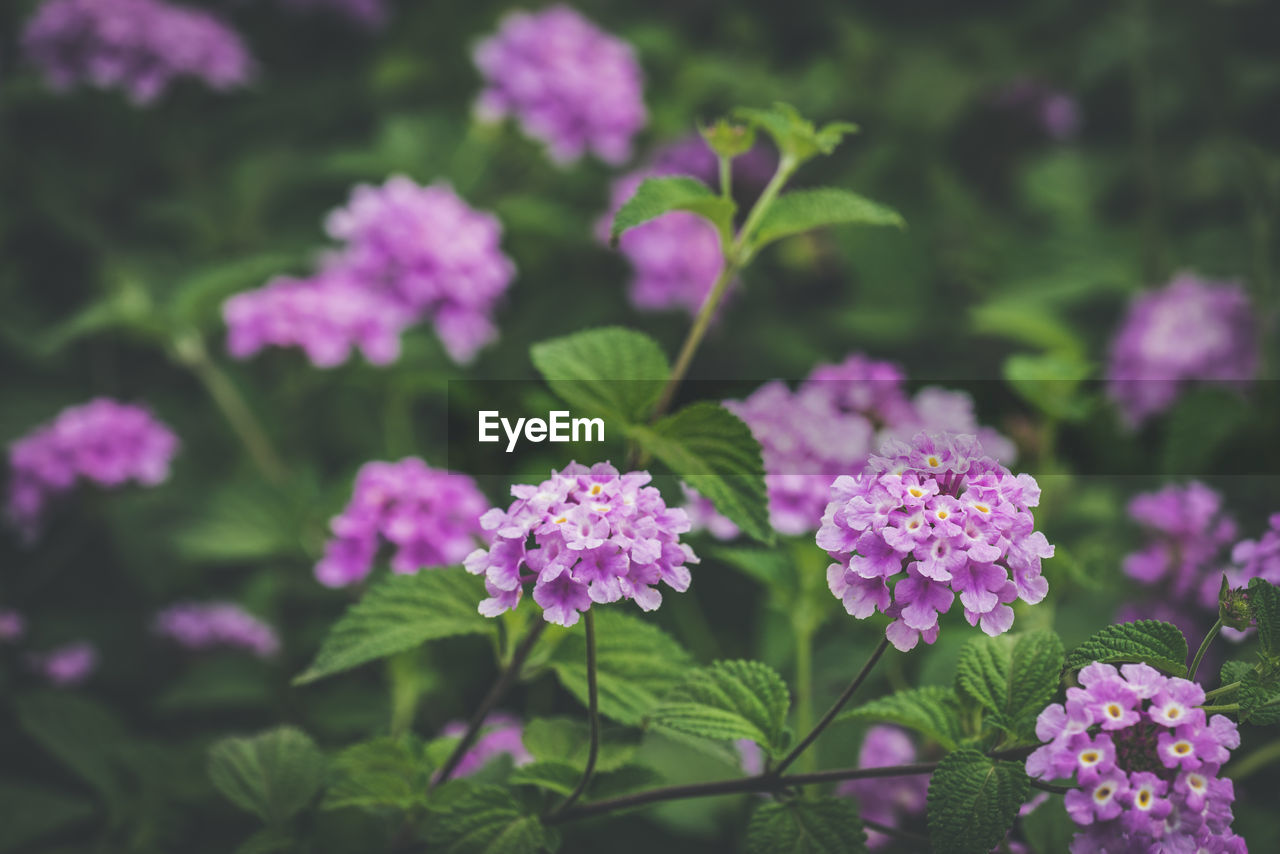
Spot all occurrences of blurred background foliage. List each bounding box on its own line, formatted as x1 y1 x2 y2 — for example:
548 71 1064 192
2 0 1279 851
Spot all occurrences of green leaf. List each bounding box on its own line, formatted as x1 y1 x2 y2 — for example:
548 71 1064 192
1248 578 1280 654
926 749 1030 854
955 632 1064 740
544 610 693 725
529 327 670 425
321 736 434 813
1237 668 1280 725
971 299 1086 357
710 546 796 594
423 783 556 854
837 685 965 749
0 778 96 853
14 692 128 798
1003 352 1094 421
1064 620 1188 676
609 176 735 244
521 717 640 772
746 797 868 854
750 188 903 250
651 660 791 755
207 727 326 825
631 402 773 544
734 103 858 163
295 568 494 685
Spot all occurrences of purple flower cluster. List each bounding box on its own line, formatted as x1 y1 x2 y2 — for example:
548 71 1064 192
689 354 1016 539
1107 274 1258 426
277 0 388 28
464 462 699 627
0 609 25 642
837 726 928 849
30 641 98 687
7 398 179 540
22 0 252 105
438 713 532 779
1027 663 1244 853
154 602 280 658
225 177 515 367
474 5 646 164
1123 482 1238 613
819 432 1052 651
224 273 413 368
315 458 489 588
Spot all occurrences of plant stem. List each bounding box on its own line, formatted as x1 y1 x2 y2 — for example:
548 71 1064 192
649 154 797 422
1203 681 1241 701
431 620 547 787
793 626 817 776
1226 736 1280 781
732 155 796 259
550 611 599 817
719 155 732 202
651 263 738 419
1030 780 1074 795
1198 704 1239 715
1189 618 1223 681
173 333 288 485
773 637 891 776
544 761 939 824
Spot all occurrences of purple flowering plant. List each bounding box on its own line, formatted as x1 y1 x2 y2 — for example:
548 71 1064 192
6 2 1280 847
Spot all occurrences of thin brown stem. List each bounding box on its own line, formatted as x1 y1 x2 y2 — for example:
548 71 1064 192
431 620 547 787
544 761 939 825
773 637 891 775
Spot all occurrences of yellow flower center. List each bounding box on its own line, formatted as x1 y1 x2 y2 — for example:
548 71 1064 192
974 503 990 513
1167 706 1181 719
1095 787 1112 801
554 516 568 524
589 484 602 496
1106 704 1122 718
1137 790 1152 808
1174 742 1192 755
927 456 940 467
1081 751 1099 764
937 510 949 520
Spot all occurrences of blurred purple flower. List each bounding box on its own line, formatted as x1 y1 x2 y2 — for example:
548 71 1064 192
1227 512 1280 589
439 713 532 779
735 738 765 776
688 354 1016 538
992 78 1081 141
820 431 1051 651
22 0 253 105
224 273 413 368
464 462 698 627
474 5 645 164
316 458 489 588
31 641 98 687
322 177 516 364
225 177 515 367
0 609 26 642
154 602 280 657
837 726 928 848
1107 274 1258 426
7 398 179 540
598 136 775 315
277 0 387 28
1122 482 1237 611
